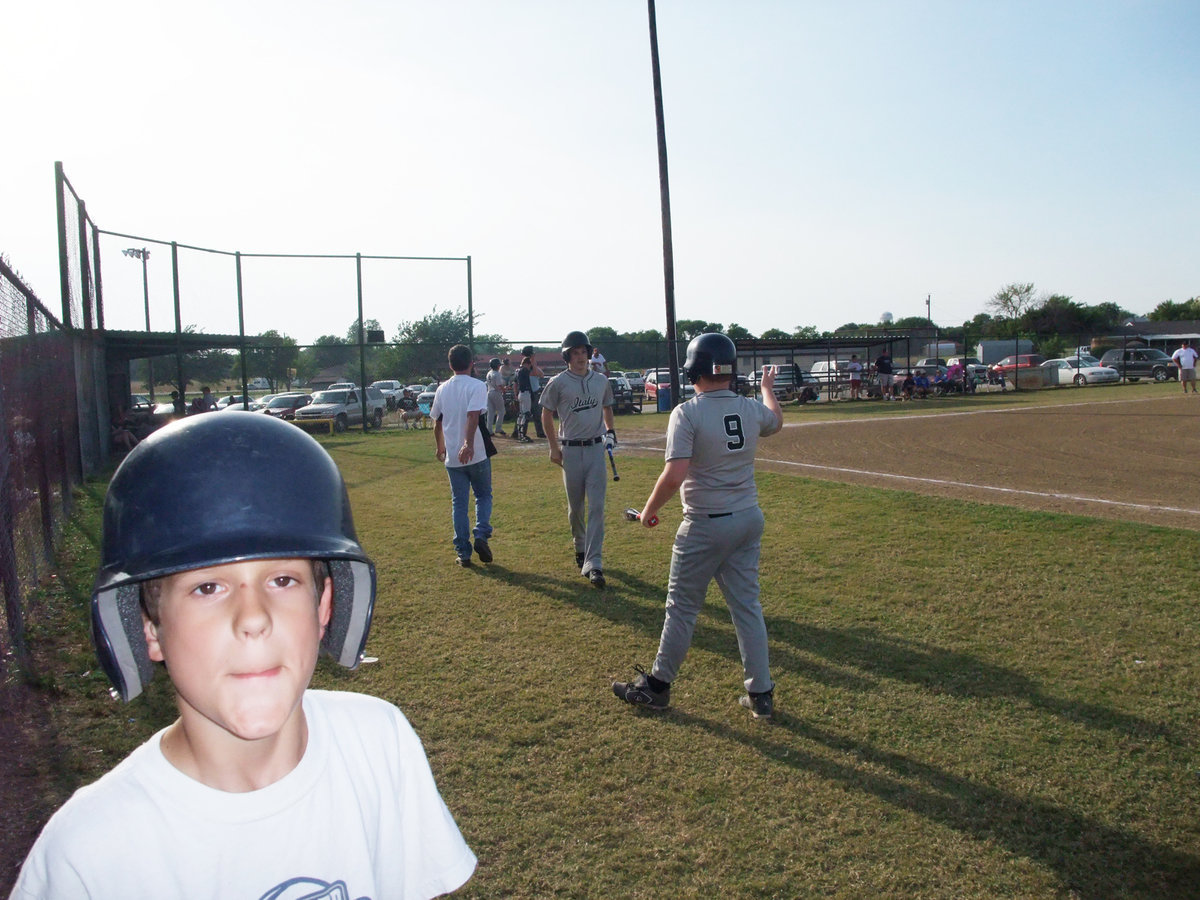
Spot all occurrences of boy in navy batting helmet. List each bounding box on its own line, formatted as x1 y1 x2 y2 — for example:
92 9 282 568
12 414 475 898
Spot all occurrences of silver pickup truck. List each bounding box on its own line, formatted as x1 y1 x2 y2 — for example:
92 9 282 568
295 385 387 432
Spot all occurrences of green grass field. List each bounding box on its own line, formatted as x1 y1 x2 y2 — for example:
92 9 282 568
16 407 1200 898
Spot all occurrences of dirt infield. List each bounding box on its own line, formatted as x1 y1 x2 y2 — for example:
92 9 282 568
611 388 1200 531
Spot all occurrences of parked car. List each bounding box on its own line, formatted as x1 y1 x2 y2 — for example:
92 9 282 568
215 394 252 410
1098 348 1178 382
809 360 852 384
1040 358 1121 386
619 371 646 395
608 376 643 414
910 361 948 378
128 394 156 414
369 380 404 408
991 354 1047 376
294 386 387 432
644 369 695 403
260 393 313 419
752 365 820 401
946 356 989 379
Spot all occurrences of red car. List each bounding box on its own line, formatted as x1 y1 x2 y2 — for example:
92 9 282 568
260 393 312 420
991 354 1046 375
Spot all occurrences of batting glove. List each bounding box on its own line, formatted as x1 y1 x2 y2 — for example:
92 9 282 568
604 429 617 452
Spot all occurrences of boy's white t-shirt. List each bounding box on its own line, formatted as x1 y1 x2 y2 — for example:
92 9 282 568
11 690 476 900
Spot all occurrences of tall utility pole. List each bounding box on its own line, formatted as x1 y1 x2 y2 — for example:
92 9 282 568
123 248 154 401
647 0 681 408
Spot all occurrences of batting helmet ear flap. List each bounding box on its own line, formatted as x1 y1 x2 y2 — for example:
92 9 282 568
92 584 155 701
322 559 375 670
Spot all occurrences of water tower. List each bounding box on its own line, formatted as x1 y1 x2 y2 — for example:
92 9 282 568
880 311 893 326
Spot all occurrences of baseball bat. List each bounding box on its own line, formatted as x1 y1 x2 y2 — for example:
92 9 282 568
623 507 658 527
607 446 619 481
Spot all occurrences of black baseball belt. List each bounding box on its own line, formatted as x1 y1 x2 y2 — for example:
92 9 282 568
562 436 603 447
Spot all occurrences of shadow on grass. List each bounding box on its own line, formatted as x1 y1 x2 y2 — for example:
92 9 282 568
471 564 663 623
667 708 1200 898
765 619 1188 747
524 563 1184 748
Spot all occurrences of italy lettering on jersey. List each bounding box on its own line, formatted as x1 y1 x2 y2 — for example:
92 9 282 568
540 370 614 440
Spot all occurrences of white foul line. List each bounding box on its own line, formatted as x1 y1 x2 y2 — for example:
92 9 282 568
780 391 1170 427
758 456 1200 516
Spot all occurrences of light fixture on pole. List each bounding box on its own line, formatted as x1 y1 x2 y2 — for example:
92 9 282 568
123 248 154 402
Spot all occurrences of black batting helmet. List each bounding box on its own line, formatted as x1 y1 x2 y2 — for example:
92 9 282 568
489 357 501 369
684 332 738 383
561 330 593 363
91 413 375 701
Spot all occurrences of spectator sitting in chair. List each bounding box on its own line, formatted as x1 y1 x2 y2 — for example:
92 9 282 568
899 371 915 400
912 370 931 399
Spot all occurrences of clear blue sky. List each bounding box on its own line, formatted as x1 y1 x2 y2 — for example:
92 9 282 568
2 1 1196 345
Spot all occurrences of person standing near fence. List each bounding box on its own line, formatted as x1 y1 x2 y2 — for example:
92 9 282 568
539 331 616 589
873 351 894 400
485 357 507 436
1172 340 1198 394
612 333 783 718
522 345 547 439
432 344 494 567
514 357 534 444
847 354 863 400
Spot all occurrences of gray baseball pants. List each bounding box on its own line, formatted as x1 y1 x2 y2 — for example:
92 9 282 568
563 443 606 574
487 390 505 432
651 506 773 694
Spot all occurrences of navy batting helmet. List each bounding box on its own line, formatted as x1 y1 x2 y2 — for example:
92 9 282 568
561 330 593 363
684 332 738 383
91 413 375 701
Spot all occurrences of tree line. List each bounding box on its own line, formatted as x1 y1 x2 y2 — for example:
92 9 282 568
136 285 1199 392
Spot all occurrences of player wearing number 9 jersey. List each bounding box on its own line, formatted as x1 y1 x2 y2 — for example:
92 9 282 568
612 333 784 718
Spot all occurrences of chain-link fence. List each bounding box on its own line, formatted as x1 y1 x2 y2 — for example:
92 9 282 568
0 258 90 676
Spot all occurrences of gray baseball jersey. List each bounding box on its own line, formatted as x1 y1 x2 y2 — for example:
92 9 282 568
538 370 614 440
664 389 781 515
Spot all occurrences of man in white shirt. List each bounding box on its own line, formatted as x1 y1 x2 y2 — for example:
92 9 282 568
1171 340 1198 394
432 345 494 566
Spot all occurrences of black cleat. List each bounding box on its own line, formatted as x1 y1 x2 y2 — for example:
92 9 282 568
575 550 585 569
612 666 669 710
588 569 606 589
474 539 493 563
739 688 774 719
455 556 472 568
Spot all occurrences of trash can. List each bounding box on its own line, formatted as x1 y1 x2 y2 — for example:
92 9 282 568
656 387 671 412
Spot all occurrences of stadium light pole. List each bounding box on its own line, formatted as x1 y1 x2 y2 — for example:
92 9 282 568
122 247 154 402
646 0 682 408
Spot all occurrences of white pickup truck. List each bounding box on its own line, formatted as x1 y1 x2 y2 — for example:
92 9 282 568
369 380 404 409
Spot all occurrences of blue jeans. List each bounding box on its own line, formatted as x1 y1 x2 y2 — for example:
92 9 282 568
447 460 493 559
